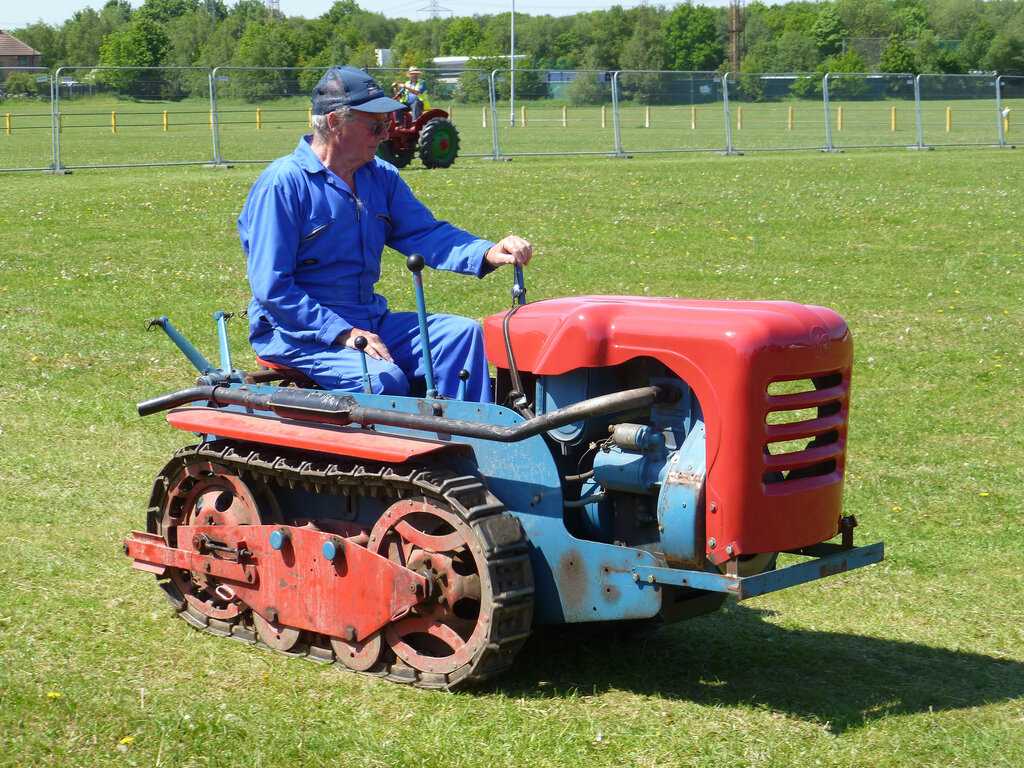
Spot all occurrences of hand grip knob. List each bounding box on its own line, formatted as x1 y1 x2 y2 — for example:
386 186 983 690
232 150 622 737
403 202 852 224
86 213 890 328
406 253 425 273
354 335 368 351
458 369 469 381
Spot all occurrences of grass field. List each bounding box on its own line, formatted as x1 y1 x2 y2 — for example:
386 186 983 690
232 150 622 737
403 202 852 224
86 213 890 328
2 92 1020 170
1 148 1022 767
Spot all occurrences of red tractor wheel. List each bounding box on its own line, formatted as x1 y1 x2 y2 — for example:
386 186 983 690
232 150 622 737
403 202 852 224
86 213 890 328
417 118 460 169
376 139 415 169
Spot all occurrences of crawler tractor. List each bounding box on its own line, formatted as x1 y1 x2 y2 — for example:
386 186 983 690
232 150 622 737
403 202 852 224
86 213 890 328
126 262 884 689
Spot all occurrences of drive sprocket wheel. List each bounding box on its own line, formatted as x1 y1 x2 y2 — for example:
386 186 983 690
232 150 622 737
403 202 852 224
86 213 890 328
369 497 498 680
417 118 459 169
148 451 278 635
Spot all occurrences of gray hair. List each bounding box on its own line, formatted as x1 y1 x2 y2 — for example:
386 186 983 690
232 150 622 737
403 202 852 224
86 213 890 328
311 106 354 140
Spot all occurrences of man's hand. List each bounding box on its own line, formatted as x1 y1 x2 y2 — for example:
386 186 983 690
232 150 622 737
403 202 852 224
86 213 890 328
485 235 533 269
335 328 393 362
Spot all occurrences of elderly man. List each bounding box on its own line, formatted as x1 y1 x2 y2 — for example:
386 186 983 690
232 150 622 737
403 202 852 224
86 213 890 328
238 66 531 402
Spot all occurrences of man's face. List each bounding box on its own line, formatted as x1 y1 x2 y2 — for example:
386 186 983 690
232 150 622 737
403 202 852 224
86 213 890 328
334 110 389 163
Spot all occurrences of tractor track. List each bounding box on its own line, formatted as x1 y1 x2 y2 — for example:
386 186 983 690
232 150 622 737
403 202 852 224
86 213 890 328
146 440 534 690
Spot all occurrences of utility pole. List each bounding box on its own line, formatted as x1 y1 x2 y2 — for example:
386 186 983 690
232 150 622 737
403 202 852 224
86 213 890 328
728 1 744 73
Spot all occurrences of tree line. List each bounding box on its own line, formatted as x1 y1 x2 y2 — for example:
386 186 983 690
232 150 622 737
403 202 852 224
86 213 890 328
6 0 1024 101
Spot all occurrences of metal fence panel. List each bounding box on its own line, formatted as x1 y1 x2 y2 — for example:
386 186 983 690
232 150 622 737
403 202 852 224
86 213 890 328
616 70 725 154
997 76 1023 147
0 67 53 171
53 67 215 169
918 74 999 147
491 68 616 156
725 72 824 151
826 73 916 150
367 67 493 158
212 67 314 164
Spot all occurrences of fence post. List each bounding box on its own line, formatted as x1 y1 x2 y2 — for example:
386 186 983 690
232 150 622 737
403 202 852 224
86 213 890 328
611 71 625 157
52 68 64 172
601 104 606 128
307 107 312 128
256 106 262 130
111 111 118 135
946 106 952 133
4 113 10 135
488 69 502 160
736 105 743 130
209 68 224 166
691 105 696 130
520 105 526 127
996 76 1006 147
890 105 897 132
562 105 567 127
837 105 844 132
913 74 925 149
822 73 834 152
721 72 736 154
163 110 169 132
644 105 651 128
787 104 794 131
482 105 487 127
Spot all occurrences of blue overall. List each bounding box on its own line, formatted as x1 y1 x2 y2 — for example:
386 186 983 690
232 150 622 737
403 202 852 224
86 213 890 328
238 136 495 401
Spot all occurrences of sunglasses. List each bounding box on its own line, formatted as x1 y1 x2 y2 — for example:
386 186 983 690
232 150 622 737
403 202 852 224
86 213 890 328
354 114 390 138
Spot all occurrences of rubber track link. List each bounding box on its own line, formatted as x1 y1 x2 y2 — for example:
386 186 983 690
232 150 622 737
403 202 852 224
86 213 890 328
146 440 535 690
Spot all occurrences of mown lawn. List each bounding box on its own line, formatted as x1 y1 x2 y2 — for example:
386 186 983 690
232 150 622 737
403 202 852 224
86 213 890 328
0 148 1021 767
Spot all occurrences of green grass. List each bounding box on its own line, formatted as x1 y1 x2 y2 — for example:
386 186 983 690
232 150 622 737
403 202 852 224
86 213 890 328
0 149 1022 767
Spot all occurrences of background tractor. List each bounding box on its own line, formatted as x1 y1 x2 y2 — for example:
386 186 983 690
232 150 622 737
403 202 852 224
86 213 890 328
126 264 883 689
376 101 460 170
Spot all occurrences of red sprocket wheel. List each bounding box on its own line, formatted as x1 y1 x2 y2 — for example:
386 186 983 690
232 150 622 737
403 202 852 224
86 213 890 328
369 497 493 676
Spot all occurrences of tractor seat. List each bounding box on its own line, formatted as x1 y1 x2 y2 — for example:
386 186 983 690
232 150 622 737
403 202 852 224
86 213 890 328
245 357 318 388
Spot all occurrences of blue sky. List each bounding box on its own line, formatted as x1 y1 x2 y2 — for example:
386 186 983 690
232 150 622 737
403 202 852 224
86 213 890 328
3 1 732 32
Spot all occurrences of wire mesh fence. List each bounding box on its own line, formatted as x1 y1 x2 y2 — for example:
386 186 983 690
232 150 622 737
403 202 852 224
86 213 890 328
998 76 1023 146
491 69 616 156
918 74 1000 147
726 72 823 151
211 66 316 165
615 71 724 154
53 66 216 169
0 67 54 171
0 67 1018 173
826 73 917 150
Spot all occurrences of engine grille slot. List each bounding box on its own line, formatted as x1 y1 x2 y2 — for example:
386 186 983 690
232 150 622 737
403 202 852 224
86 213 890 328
763 371 847 488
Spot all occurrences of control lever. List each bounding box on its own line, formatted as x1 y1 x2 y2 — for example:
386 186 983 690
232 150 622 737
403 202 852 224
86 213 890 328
406 254 438 398
213 310 233 373
512 264 526 306
354 336 372 394
456 369 469 401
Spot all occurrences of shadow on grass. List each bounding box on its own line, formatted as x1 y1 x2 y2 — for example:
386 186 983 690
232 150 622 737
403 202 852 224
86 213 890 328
492 604 1024 734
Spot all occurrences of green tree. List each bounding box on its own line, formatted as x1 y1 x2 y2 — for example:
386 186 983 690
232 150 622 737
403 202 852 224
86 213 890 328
229 21 299 101
3 71 43 96
10 22 64 67
565 57 609 106
811 5 848 57
986 31 1024 75
879 35 918 73
138 0 199 24
663 4 724 72
442 17 483 56
960 19 995 71
619 7 669 103
98 16 171 97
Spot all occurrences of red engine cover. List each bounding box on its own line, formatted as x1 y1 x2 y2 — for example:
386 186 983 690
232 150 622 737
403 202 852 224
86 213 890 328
483 296 852 562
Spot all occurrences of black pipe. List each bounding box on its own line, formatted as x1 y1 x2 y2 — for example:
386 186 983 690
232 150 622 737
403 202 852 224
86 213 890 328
137 384 669 444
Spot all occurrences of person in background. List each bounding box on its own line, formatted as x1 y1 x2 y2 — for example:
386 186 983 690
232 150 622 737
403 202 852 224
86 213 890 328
401 66 427 120
238 66 532 403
